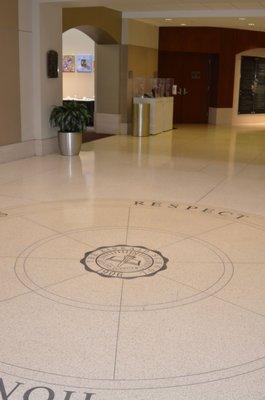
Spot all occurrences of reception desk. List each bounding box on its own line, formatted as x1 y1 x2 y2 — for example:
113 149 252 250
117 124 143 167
133 97 174 135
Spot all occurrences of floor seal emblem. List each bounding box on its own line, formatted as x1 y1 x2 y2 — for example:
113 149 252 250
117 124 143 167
81 245 168 279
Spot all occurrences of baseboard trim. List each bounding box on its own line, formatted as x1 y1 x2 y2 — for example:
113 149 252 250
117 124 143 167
95 113 121 134
0 140 35 164
120 123 129 135
208 108 233 125
35 137 58 156
0 137 58 164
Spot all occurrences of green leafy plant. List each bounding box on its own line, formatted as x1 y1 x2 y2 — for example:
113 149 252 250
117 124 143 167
50 101 91 133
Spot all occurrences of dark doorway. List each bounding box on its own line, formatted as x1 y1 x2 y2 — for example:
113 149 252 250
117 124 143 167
159 52 210 124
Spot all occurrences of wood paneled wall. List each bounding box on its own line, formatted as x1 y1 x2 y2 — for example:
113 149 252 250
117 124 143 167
159 27 265 108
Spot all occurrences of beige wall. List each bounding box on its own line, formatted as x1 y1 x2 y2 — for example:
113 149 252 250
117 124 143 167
128 46 158 78
122 19 159 50
96 44 120 114
0 0 21 146
124 45 158 128
63 28 95 99
120 20 159 131
122 19 159 80
232 48 265 126
19 0 34 142
38 3 62 141
63 7 122 44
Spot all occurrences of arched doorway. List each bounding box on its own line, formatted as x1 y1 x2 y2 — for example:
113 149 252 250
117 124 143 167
62 24 121 135
62 28 96 130
62 7 122 135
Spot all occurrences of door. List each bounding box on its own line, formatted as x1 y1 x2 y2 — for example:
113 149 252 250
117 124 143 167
159 52 210 124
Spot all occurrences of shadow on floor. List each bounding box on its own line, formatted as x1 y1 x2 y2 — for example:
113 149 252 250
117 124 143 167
82 131 114 143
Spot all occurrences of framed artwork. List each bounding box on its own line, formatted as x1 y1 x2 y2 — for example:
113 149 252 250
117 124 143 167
62 55 75 73
76 54 93 73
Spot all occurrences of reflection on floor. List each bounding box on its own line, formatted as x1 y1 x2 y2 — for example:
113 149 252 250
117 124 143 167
0 125 265 400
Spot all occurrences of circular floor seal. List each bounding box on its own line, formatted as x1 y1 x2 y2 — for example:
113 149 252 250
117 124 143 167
81 245 168 279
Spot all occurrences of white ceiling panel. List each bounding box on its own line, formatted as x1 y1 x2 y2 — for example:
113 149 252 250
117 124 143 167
39 0 265 31
40 0 265 10
141 17 265 31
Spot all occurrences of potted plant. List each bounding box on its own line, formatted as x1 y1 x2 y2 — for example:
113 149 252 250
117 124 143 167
50 101 91 156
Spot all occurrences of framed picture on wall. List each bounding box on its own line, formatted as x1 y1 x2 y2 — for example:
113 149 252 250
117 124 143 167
76 54 93 73
62 55 75 73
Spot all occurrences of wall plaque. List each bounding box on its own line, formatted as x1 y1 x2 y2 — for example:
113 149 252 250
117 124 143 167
47 50 59 78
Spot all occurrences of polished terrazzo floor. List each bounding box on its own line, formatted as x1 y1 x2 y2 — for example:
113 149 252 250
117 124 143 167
0 125 265 399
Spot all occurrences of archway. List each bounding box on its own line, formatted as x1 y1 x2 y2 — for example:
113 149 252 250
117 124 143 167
74 25 118 45
62 23 121 135
62 28 96 130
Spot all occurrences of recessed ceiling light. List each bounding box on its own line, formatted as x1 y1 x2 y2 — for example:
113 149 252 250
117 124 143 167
248 23 255 26
165 18 173 21
239 17 246 21
181 23 187 26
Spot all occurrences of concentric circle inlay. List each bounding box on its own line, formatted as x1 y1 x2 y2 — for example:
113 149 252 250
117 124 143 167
1 199 265 394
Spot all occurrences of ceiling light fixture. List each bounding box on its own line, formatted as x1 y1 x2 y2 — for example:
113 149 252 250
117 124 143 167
248 23 255 26
165 18 173 21
239 17 246 21
181 23 187 26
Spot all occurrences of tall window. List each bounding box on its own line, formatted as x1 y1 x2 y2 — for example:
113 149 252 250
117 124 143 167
238 56 265 114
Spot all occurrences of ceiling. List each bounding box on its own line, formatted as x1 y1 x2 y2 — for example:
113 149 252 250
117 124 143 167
39 0 265 31
139 17 265 32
